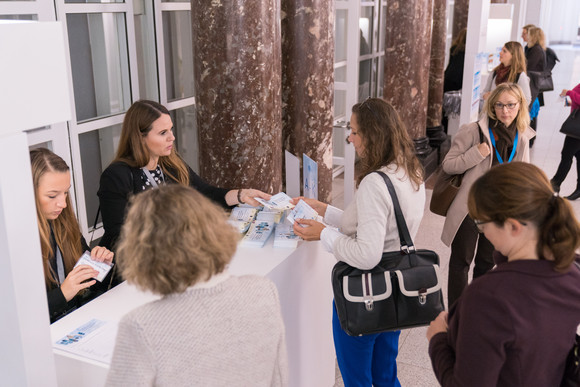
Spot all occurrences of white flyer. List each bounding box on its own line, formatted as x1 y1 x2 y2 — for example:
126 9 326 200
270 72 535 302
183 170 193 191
287 199 320 225
54 319 118 364
254 192 295 210
74 251 113 282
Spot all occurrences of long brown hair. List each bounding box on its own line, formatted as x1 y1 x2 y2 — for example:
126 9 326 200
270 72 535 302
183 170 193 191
30 148 83 287
493 41 527 82
114 100 189 185
528 27 546 50
468 162 580 271
451 28 467 56
352 98 423 189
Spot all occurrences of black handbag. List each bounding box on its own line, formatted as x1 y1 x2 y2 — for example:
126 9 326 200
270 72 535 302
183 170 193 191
560 109 580 140
332 171 445 336
529 70 554 93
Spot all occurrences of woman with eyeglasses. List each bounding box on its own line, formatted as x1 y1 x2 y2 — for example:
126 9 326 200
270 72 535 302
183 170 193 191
291 98 425 387
427 162 580 387
482 41 531 106
441 83 535 307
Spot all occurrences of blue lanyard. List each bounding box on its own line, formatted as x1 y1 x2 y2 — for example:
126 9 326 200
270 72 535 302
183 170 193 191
488 128 518 164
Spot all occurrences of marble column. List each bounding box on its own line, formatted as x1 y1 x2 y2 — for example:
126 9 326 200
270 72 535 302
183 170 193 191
384 0 432 141
281 0 334 202
452 0 469 41
491 0 508 3
191 0 283 193
426 0 449 159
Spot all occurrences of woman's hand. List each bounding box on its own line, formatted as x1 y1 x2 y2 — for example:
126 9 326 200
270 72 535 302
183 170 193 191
90 246 114 265
426 311 449 341
60 265 99 301
560 89 569 97
477 143 491 157
292 218 325 241
290 197 328 216
227 189 271 207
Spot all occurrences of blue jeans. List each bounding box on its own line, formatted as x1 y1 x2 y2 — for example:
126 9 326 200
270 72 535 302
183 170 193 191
333 303 401 387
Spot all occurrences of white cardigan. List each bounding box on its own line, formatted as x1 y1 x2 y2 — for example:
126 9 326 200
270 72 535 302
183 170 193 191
483 71 532 106
321 164 425 270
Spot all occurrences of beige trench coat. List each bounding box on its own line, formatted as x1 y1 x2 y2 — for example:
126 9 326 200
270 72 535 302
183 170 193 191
440 116 535 246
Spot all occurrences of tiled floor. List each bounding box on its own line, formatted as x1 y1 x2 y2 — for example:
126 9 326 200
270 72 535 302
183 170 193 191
331 44 580 386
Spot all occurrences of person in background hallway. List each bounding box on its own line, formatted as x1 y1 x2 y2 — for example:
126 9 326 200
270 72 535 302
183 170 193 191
526 26 547 146
482 41 531 106
427 162 580 387
292 98 425 387
442 83 534 307
521 24 535 56
106 185 288 386
31 148 113 323
98 99 270 253
442 28 466 133
551 84 580 200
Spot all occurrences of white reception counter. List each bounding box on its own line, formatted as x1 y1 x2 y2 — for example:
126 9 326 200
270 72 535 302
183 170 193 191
50 238 337 387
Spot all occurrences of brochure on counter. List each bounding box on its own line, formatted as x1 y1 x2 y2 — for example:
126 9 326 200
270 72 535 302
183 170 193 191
273 223 301 248
54 319 118 364
241 220 275 247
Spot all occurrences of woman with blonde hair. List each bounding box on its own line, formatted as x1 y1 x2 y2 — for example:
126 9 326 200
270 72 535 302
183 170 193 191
428 162 580 386
98 99 270 251
482 41 531 105
292 98 425 386
31 148 113 322
106 185 287 386
442 83 535 307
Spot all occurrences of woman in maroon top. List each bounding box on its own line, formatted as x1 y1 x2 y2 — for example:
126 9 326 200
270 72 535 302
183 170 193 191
427 162 580 387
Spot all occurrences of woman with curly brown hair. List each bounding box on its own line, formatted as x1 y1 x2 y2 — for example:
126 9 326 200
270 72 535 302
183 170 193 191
292 98 425 386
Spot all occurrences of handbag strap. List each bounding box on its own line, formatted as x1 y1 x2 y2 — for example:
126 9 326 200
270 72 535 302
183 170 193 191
374 171 416 253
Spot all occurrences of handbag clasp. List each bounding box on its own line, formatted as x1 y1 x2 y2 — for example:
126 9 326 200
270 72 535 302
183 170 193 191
418 288 427 305
364 298 374 311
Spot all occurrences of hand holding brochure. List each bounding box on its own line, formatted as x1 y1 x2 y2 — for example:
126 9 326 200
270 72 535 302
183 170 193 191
254 192 295 210
74 251 113 282
287 199 321 225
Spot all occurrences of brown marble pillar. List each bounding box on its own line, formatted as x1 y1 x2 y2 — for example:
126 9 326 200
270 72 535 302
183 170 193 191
281 0 334 202
191 1 282 193
452 0 469 41
427 0 447 129
491 0 507 3
384 0 433 141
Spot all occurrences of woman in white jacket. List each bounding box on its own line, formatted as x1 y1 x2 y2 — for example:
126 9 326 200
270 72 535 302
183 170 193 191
292 98 425 387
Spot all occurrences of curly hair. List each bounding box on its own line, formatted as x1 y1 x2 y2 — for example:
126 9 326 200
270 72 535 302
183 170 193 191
468 162 580 271
117 185 239 295
352 98 423 189
114 100 190 185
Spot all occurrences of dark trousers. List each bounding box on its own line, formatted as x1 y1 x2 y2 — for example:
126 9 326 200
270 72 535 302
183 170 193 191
529 116 538 147
448 216 495 307
552 135 580 189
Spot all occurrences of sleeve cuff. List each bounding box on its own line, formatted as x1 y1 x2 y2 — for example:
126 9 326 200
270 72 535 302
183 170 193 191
324 205 343 227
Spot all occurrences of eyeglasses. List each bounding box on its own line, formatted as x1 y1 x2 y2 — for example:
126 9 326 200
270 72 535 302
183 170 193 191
494 102 519 111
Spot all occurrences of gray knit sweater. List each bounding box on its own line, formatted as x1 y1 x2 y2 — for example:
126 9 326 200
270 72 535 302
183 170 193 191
106 275 288 386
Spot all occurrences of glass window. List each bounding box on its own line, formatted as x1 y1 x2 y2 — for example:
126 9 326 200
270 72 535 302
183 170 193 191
0 14 37 20
379 4 386 52
66 13 131 122
65 0 124 3
29 142 53 151
79 124 122 227
359 59 372 102
334 90 347 118
378 56 385 98
335 10 347 63
335 66 347 83
169 104 198 172
359 7 373 55
162 11 194 101
134 0 159 101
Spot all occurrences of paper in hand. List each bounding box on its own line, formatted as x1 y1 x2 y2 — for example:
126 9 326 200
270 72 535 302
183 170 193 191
74 251 113 282
287 199 320 225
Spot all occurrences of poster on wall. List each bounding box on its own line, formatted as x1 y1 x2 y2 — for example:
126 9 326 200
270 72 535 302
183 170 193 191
303 154 318 199
470 52 487 122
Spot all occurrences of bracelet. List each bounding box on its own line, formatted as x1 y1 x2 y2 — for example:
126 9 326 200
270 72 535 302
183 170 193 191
237 189 244 204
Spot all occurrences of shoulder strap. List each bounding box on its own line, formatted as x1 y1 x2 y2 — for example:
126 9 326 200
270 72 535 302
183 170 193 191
516 72 521 83
476 122 484 143
374 171 415 253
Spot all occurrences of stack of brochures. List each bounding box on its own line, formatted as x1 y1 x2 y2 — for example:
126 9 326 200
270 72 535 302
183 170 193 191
273 223 301 248
241 220 275 247
228 206 259 233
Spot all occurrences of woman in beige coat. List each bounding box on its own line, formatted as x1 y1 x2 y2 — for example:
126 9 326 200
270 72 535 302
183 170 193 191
442 83 535 306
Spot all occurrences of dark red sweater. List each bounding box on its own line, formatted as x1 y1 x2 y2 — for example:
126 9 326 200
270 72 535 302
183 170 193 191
429 258 580 386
